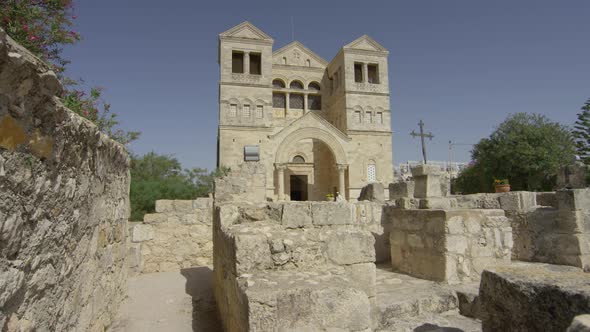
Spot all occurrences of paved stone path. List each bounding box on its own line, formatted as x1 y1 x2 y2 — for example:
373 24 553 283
110 267 221 332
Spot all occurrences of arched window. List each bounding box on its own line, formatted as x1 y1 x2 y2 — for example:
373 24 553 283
272 79 285 88
292 155 305 163
290 81 304 89
308 82 320 91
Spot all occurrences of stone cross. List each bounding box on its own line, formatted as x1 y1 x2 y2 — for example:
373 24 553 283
410 120 434 164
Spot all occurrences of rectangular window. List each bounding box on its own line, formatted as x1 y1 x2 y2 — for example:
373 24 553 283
289 94 304 109
354 63 363 83
367 164 376 183
354 111 361 123
273 93 286 108
229 104 237 117
232 51 244 73
244 145 260 161
365 111 372 124
377 112 383 124
249 53 261 75
256 105 264 118
368 64 379 84
243 104 250 117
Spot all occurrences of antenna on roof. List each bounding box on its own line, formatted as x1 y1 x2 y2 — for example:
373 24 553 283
291 16 295 41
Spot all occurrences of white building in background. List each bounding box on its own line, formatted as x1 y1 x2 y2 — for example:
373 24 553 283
395 160 469 181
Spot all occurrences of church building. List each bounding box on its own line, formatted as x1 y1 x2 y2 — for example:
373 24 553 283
217 21 394 201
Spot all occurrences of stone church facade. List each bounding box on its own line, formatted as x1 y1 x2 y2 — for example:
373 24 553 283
217 21 393 201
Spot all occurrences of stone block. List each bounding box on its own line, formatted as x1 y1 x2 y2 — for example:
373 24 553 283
142 213 166 224
173 200 195 213
389 181 415 200
281 202 312 228
311 202 355 226
238 271 372 331
234 233 273 274
344 263 376 298
419 197 454 210
480 264 590 332
557 189 590 211
358 182 385 203
568 315 590 332
193 197 212 209
499 191 537 211
155 199 174 213
131 224 154 243
537 192 557 207
557 162 589 189
412 164 443 198
395 197 418 210
326 230 375 265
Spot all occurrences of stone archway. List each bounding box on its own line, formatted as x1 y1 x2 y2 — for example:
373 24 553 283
274 127 348 200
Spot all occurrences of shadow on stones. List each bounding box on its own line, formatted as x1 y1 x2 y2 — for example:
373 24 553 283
180 267 222 332
414 323 464 332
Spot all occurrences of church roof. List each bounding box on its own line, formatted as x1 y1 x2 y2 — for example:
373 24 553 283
219 21 273 42
272 41 328 67
343 35 389 54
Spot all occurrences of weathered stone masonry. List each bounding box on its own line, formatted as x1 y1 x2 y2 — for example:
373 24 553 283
0 30 130 331
128 198 213 274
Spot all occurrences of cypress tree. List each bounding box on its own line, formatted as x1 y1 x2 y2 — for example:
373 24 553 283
572 99 590 165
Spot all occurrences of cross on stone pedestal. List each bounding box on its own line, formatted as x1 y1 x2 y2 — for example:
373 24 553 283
410 120 434 164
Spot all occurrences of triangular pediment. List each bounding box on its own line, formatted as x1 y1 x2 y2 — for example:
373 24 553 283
343 35 388 53
219 21 273 41
272 41 328 68
270 112 349 142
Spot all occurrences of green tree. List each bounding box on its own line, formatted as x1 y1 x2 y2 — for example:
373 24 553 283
129 152 225 221
454 113 575 193
572 99 590 164
0 0 139 145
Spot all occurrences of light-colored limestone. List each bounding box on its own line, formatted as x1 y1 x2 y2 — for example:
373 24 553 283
389 209 512 283
568 315 590 332
130 198 213 274
217 22 393 202
213 201 376 331
0 29 128 332
480 263 590 332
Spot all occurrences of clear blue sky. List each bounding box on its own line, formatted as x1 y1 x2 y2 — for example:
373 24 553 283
63 0 590 171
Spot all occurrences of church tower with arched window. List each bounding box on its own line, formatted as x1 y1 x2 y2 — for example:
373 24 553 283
217 21 393 201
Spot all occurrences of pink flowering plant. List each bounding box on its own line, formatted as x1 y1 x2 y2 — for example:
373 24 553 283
0 0 80 74
1 0 139 145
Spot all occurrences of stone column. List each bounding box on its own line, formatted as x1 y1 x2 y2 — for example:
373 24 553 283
285 92 290 117
303 93 308 113
276 164 286 200
244 52 250 74
362 63 368 83
337 164 347 199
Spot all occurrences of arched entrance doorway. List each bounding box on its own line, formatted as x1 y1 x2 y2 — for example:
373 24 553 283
274 128 348 201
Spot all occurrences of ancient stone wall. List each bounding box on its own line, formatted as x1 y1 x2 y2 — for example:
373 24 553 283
213 201 376 331
128 198 213 274
389 209 513 283
480 264 590 332
0 30 129 331
214 162 266 203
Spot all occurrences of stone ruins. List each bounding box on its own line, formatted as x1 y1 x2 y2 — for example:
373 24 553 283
1 21 590 332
